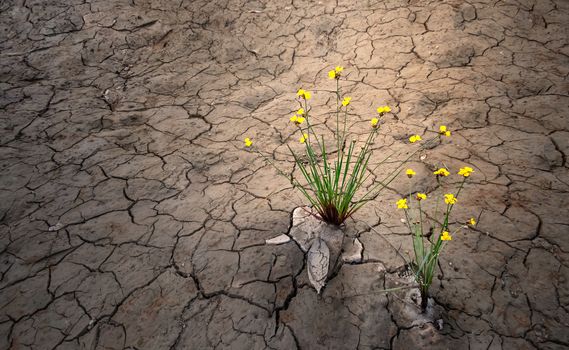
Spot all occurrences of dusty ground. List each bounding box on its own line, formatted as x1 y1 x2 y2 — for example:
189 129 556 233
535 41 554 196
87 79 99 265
1 0 569 349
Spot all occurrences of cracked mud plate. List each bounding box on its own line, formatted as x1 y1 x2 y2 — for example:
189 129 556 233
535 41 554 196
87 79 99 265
290 207 346 292
307 238 329 294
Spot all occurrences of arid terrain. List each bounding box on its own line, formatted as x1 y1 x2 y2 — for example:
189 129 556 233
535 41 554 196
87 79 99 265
1 0 569 349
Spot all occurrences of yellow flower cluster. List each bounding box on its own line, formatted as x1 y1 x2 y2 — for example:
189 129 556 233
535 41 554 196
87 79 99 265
370 118 379 128
377 106 391 115
342 97 352 107
439 125 451 137
444 193 457 205
328 66 344 79
433 168 450 177
468 217 476 226
441 231 452 241
432 166 473 177
409 135 422 143
244 137 252 147
406 168 416 178
297 89 312 100
458 166 474 177
416 193 427 201
290 115 306 125
299 133 308 144
396 198 408 209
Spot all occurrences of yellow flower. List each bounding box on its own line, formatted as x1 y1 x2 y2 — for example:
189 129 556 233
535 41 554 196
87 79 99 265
244 137 252 147
409 135 422 143
468 217 477 226
416 193 427 201
342 97 351 107
441 231 452 241
297 89 311 100
396 198 408 209
329 66 343 79
439 125 451 137
376 106 392 114
433 168 450 177
406 169 416 178
444 193 457 205
290 115 305 125
370 118 379 128
299 133 309 143
297 108 305 115
458 166 474 177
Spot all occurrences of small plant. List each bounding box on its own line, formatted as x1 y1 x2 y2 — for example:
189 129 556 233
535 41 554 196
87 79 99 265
243 66 434 226
397 163 477 311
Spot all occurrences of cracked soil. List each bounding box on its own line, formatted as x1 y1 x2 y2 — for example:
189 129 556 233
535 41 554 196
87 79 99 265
1 0 569 349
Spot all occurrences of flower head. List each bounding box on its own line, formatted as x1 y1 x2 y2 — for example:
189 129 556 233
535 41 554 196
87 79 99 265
406 169 416 178
396 198 408 209
244 137 253 147
444 193 457 205
377 106 392 115
409 135 422 143
416 193 427 201
297 89 311 100
342 97 352 107
433 168 450 177
297 108 305 115
441 231 452 241
290 115 305 125
328 66 343 79
468 217 477 226
299 133 309 144
458 166 474 177
370 117 379 128
439 125 451 137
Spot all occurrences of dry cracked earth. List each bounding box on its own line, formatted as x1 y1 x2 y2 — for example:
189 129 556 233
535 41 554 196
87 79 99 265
1 0 569 349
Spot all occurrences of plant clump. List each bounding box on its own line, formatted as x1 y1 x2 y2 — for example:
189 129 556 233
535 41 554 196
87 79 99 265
398 164 477 311
243 66 435 226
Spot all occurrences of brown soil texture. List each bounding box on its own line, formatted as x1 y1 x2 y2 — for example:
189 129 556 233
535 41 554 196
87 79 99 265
1 0 569 349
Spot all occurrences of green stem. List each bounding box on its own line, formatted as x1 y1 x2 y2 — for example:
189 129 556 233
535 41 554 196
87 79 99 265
442 177 467 231
342 98 348 153
336 78 340 151
403 208 413 233
418 199 424 238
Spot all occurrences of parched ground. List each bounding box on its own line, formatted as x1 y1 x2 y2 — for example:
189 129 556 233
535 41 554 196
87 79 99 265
1 0 569 349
